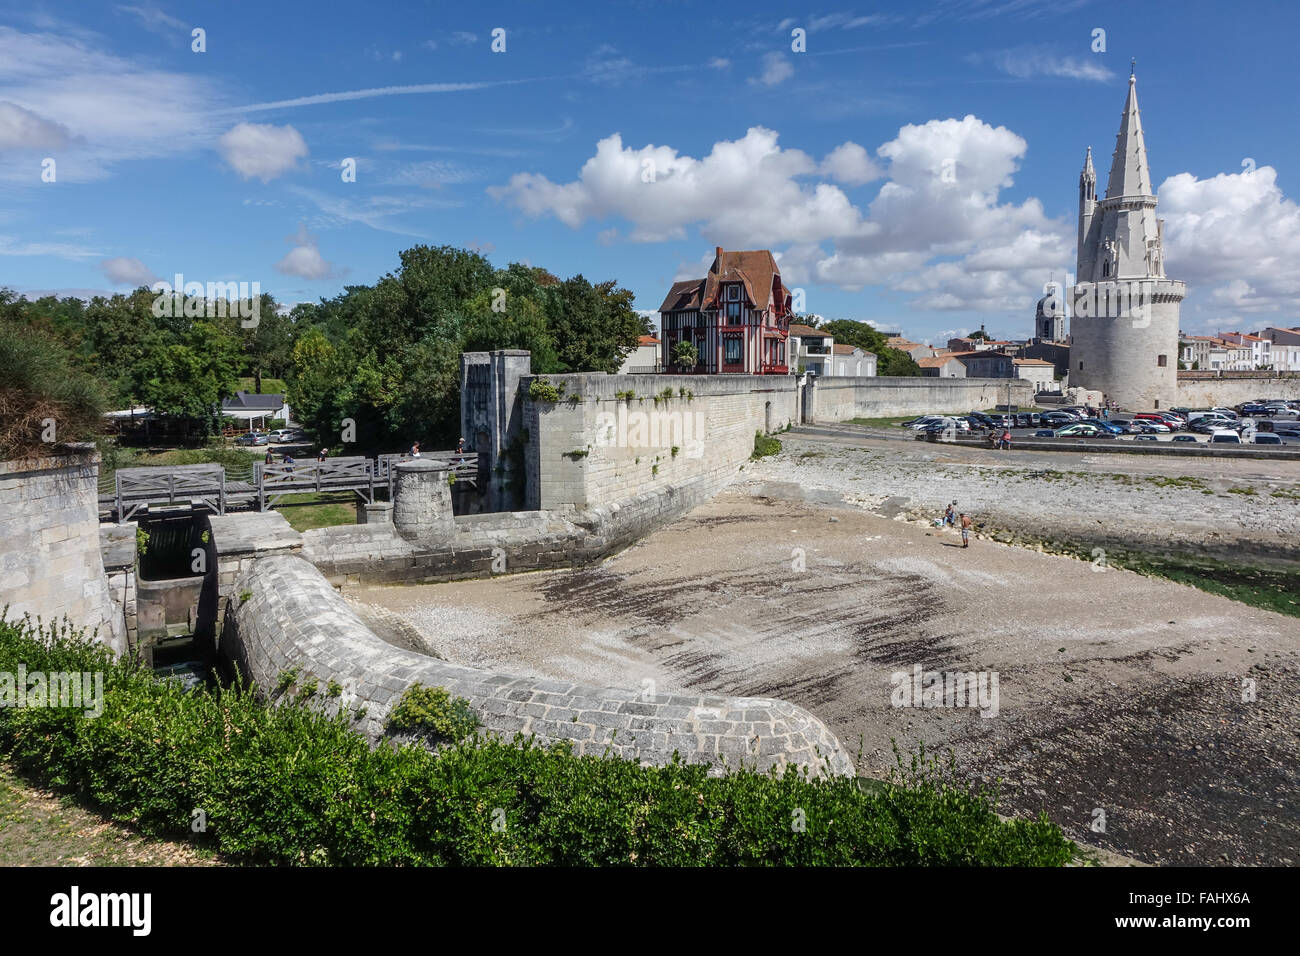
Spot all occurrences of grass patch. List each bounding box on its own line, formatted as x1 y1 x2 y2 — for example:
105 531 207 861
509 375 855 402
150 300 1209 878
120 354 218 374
0 617 1076 867
273 492 357 532
1114 554 1300 618
237 377 287 396
1225 487 1257 496
0 761 220 867
752 431 783 459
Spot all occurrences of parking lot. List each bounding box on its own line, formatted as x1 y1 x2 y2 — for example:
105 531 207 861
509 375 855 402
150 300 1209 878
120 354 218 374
899 401 1300 445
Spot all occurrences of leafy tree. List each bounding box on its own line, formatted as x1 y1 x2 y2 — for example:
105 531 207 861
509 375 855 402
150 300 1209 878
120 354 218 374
134 321 241 436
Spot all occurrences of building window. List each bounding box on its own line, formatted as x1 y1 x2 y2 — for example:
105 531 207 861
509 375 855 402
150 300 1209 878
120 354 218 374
726 302 740 321
724 335 742 364
1157 354 1167 367
727 284 740 301
1078 361 1084 370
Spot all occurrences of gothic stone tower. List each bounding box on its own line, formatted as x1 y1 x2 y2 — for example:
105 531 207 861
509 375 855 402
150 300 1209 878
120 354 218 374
1071 71 1185 410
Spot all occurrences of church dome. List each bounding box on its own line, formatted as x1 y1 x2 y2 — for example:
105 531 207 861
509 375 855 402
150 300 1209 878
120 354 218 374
1036 288 1064 319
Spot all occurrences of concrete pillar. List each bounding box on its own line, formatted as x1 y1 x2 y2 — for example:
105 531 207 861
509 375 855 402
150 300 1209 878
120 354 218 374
357 501 393 525
392 459 455 542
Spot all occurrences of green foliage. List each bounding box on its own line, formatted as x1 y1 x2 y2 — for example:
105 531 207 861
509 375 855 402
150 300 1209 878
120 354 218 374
384 683 479 743
752 431 783 459
0 318 107 459
0 617 1075 867
615 390 635 401
563 449 589 460
326 679 343 698
651 463 659 476
528 378 564 403
671 446 680 458
276 668 300 693
135 527 150 557
239 590 253 605
670 339 698 371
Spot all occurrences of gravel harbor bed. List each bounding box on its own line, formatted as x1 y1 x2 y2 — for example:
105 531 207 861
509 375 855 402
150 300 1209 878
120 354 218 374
345 429 1300 865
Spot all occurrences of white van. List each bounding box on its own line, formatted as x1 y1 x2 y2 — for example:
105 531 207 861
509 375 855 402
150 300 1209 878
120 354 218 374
1209 429 1241 444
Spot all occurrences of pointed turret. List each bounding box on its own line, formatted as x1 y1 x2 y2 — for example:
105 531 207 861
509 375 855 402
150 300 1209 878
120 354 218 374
1104 74 1152 200
1077 146 1097 277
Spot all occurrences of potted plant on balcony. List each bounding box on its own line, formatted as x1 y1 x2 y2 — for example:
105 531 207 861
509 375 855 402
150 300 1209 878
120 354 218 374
671 340 698 374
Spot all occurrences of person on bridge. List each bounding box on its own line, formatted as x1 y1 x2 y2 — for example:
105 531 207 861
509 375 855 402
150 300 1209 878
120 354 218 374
317 448 328 462
283 453 295 473
455 437 466 462
409 441 421 458
264 449 273 465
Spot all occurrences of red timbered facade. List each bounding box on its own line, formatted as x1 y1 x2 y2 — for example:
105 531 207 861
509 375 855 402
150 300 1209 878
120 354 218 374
658 246 791 374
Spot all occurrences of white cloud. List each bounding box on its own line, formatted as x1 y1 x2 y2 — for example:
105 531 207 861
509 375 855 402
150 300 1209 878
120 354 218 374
218 122 308 182
0 100 72 150
0 235 102 258
100 256 157 286
1159 165 1300 314
975 48 1114 82
708 57 731 70
491 117 1072 313
273 223 342 280
752 52 794 87
0 24 224 182
821 142 883 186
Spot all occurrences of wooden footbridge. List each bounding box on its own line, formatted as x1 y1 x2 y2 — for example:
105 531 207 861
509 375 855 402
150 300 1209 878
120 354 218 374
99 452 478 523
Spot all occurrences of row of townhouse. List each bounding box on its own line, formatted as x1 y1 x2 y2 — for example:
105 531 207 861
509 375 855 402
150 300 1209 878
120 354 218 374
917 350 1056 390
1180 327 1300 371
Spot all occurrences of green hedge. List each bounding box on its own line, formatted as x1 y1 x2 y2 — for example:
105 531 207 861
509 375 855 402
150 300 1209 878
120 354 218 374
0 616 1075 866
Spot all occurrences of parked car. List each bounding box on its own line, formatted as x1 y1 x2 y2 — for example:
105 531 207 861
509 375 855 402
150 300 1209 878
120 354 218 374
235 431 269 446
268 428 302 443
1131 418 1171 433
1134 435 1159 441
904 416 949 430
1055 423 1105 437
1172 434 1199 443
1211 407 1239 420
1033 429 1056 438
967 412 996 428
1210 429 1242 444
1253 433 1282 445
1039 412 1075 427
1274 428 1300 438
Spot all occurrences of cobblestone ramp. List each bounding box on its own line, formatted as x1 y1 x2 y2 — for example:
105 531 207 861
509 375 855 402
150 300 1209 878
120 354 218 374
223 554 855 778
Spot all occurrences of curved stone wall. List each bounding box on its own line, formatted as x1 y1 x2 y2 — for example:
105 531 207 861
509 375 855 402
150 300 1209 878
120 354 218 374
223 553 854 778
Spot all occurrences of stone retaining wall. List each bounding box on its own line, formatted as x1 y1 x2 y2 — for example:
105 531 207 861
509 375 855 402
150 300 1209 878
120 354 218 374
223 553 854 777
808 376 1036 423
0 446 125 653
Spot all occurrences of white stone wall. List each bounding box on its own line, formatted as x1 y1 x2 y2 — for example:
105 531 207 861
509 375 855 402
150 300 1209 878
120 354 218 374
0 448 125 654
525 374 799 511
809 376 1035 423
1175 375 1300 408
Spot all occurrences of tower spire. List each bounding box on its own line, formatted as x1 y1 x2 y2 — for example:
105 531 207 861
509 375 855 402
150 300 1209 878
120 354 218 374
1105 70 1152 199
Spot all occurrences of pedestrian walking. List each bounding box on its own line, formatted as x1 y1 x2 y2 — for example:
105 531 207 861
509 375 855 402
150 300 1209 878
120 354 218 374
960 513 973 548
283 452 295 474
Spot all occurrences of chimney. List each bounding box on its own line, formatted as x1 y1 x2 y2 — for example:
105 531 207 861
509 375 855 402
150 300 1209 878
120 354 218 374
715 246 723 267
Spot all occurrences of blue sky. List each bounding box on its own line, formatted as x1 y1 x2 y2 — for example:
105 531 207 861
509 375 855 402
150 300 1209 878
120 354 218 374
3 0 1299 343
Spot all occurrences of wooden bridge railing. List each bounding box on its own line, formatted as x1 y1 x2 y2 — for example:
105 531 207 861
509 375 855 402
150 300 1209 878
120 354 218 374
103 451 479 522
114 464 226 523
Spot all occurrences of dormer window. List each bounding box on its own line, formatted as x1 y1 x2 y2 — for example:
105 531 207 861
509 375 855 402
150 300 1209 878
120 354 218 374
727 285 740 301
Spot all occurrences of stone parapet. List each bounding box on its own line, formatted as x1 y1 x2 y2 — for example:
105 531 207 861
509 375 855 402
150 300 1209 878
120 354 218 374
224 554 854 778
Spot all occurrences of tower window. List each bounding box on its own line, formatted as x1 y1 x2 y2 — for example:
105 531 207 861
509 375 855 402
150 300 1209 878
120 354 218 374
1079 361 1084 370
1157 354 1167 367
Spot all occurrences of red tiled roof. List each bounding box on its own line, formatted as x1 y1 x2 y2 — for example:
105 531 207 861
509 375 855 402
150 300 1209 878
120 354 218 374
788 323 822 336
661 247 786 315
637 335 660 346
